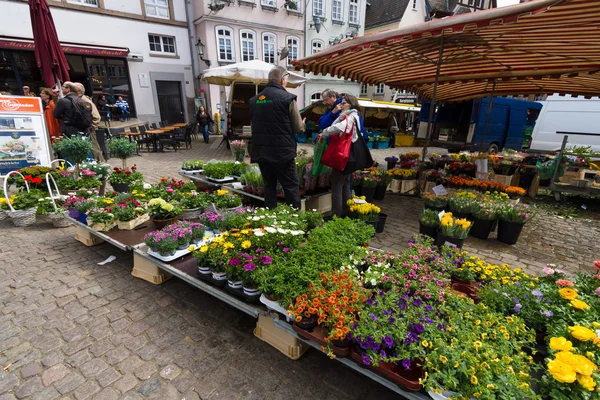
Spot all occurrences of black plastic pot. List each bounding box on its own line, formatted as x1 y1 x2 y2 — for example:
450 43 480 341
362 186 376 203
419 222 438 240
497 220 525 245
469 217 495 240
425 204 446 212
451 211 471 220
364 219 378 236
519 171 535 191
374 185 386 201
111 182 130 193
436 232 465 249
386 161 397 170
353 185 362 197
295 316 318 331
376 213 387 233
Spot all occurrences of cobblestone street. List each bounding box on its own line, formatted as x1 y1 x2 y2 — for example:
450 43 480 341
0 135 598 399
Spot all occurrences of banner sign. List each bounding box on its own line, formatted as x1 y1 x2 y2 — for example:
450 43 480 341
0 39 128 57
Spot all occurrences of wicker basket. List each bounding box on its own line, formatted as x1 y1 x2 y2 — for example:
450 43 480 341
0 210 7 221
49 212 72 228
180 208 202 221
7 208 37 227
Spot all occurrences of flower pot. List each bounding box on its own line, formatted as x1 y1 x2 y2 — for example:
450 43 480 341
211 271 227 281
435 232 465 249
151 216 179 230
497 220 524 245
295 315 318 331
469 217 495 240
8 208 37 227
197 266 211 275
191 237 203 244
332 338 350 348
78 213 88 225
111 182 130 193
389 179 401 193
49 212 71 228
158 249 176 257
227 280 242 289
242 287 260 297
362 186 376 202
450 277 480 299
419 222 438 240
180 207 202 220
374 185 386 201
67 208 80 219
364 219 378 236
378 141 389 150
177 243 190 250
366 141 373 149
353 185 362 197
386 161 397 170
376 212 387 233
372 140 380 149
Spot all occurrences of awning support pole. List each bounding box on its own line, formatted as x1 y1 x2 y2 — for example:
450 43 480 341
421 31 445 164
478 80 496 151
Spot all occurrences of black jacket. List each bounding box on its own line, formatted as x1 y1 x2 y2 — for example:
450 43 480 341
196 110 213 127
249 82 297 164
53 93 79 134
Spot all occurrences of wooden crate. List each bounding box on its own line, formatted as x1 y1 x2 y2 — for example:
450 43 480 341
559 167 586 185
74 225 104 247
132 252 172 285
254 315 308 360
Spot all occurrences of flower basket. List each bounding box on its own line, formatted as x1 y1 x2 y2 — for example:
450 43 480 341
151 216 179 230
117 213 150 230
180 207 202 221
7 207 37 227
0 210 7 221
49 212 72 228
497 220 524 245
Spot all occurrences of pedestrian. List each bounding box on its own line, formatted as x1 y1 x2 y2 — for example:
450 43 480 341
320 93 372 216
250 66 305 209
388 112 399 148
195 106 214 144
74 83 103 161
115 96 129 121
53 81 92 138
22 86 36 97
319 88 369 141
39 88 61 141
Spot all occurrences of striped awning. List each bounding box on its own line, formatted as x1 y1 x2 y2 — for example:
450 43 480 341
293 0 600 102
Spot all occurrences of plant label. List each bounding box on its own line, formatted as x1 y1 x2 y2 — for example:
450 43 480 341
581 204 587 210
438 210 445 220
444 241 457 248
353 198 367 204
231 182 244 189
432 185 448 196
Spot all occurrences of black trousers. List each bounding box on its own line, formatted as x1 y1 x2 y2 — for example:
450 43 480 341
258 159 301 209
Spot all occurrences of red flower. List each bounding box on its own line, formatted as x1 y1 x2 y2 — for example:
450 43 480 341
125 171 131 176
32 177 42 184
24 175 33 181
131 164 137 171
161 177 167 182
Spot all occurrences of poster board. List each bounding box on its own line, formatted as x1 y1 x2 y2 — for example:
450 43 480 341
0 96 52 177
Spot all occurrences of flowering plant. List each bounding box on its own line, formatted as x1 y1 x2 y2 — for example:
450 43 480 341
10 189 44 210
79 161 111 181
210 189 242 209
472 202 498 221
143 230 179 255
361 176 380 188
505 186 526 199
6 166 53 189
73 198 96 214
419 208 440 227
400 152 421 161
480 190 509 203
389 168 417 180
347 202 380 221
448 197 479 214
497 203 534 223
199 211 227 231
384 156 398 163
423 193 448 208
230 140 246 162
86 208 115 225
108 165 143 185
148 198 181 220
178 191 209 210
438 212 471 239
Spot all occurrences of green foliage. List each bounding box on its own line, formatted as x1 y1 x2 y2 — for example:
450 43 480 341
420 208 440 227
107 138 137 161
53 137 91 165
11 189 46 210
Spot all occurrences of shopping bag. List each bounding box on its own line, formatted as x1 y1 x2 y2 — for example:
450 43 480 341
312 138 328 176
343 136 374 175
321 121 354 171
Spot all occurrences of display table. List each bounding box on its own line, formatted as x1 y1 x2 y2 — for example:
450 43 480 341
67 216 156 250
223 183 332 213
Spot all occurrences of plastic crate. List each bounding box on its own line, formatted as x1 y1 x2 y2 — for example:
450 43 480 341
302 192 331 213
296 133 307 143
253 315 308 360
132 252 172 285
378 141 389 149
74 225 105 247
366 141 373 149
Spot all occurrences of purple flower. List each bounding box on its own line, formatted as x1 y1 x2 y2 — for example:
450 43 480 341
514 303 522 313
372 343 381 351
414 323 425 333
413 299 423 307
229 258 241 267
255 248 265 254
362 355 371 366
425 305 433 311
360 341 369 350
540 310 553 318
259 255 272 265
380 350 387 358
401 359 411 370
243 263 256 272
388 317 395 324
384 335 393 348
283 247 291 253
531 289 543 298
366 298 373 306
369 313 377 321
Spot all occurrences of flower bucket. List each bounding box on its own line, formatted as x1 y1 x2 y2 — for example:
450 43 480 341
389 179 401 193
243 286 260 297
227 280 242 289
378 141 389 150
211 271 227 281
497 220 524 245
8 207 37 227
451 211 471 221
366 141 373 149
475 158 488 173
151 216 179 230
373 185 386 201
180 207 202 220
436 232 465 249
67 208 80 219
117 214 150 230
372 140 380 149
362 186 376 202
376 213 387 233
364 219 378 236
111 182 130 193
386 161 397 170
353 185 362 197
49 212 72 228
419 222 437 241
469 217 495 240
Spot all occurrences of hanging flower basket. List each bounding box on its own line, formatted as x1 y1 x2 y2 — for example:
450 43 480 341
49 212 72 228
7 207 37 227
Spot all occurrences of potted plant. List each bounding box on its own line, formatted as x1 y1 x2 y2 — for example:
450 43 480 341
113 204 149 230
385 156 398 170
469 202 497 240
496 203 534 245
108 138 137 170
80 162 111 196
230 140 246 162
361 176 379 203
203 162 232 180
423 193 448 212
450 267 479 299
53 137 92 175
211 189 242 210
198 211 226 232
178 191 208 220
505 186 526 201
36 197 71 228
436 212 471 249
168 224 193 250
108 165 143 193
146 230 178 257
351 173 364 196
419 208 440 240
447 197 478 220
185 222 205 244
86 208 116 232
7 189 45 227
348 201 380 235
375 171 393 201
148 198 181 229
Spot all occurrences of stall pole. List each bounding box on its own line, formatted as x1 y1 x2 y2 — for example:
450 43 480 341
478 80 497 151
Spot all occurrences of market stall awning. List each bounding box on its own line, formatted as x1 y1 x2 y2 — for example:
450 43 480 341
358 99 421 112
293 0 600 102
201 59 307 89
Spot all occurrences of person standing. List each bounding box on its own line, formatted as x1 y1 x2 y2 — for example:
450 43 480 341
74 83 103 161
388 112 399 148
250 66 305 209
319 89 343 131
40 88 61 140
53 81 92 138
195 106 214 144
115 96 129 121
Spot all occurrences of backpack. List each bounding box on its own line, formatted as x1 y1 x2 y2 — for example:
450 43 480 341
69 96 92 131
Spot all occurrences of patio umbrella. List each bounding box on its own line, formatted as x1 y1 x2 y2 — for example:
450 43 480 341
202 60 307 93
28 0 70 89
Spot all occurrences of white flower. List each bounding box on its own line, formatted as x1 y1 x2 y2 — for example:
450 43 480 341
252 216 260 221
370 278 377 286
277 228 286 234
143 183 152 190
265 227 277 233
254 230 265 236
293 214 298 217
289 221 297 226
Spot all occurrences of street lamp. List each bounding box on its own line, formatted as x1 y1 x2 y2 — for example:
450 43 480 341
310 16 322 33
195 39 211 67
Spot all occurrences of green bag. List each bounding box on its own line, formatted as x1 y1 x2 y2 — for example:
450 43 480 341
536 158 565 180
312 139 328 176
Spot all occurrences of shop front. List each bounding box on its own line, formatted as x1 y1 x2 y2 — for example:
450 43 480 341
0 38 134 117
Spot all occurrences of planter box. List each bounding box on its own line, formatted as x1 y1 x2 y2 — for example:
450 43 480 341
132 252 172 285
400 179 417 194
146 230 215 262
117 214 150 230
254 315 308 360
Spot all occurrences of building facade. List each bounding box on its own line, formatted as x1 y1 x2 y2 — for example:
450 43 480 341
193 0 305 114
1 0 195 123
304 0 368 105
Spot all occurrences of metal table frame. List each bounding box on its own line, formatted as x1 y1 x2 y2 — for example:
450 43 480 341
67 216 131 251
181 173 235 187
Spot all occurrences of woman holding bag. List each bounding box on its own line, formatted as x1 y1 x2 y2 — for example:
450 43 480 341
320 93 372 216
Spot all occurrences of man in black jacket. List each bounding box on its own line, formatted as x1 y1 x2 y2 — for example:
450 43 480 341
250 66 305 209
53 81 84 138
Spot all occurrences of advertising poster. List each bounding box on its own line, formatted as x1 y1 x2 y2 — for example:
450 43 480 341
0 96 51 177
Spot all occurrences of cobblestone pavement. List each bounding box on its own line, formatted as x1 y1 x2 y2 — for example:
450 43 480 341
0 136 597 399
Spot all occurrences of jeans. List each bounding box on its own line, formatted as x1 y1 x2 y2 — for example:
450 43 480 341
119 107 127 120
202 124 209 143
258 159 301 209
331 168 351 217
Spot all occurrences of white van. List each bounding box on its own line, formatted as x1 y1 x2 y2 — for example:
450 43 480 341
530 95 600 151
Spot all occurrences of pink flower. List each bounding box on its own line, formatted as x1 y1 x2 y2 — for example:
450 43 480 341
543 267 555 275
595 274 600 280
594 260 600 270
167 187 174 193
595 287 600 296
556 279 574 287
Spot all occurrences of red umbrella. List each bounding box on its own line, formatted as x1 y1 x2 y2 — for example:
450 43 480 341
28 0 70 88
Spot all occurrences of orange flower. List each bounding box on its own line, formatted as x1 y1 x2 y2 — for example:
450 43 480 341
295 316 302 322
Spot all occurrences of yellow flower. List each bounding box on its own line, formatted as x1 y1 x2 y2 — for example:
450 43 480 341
547 358 577 383
470 375 478 385
216 189 229 196
222 249 228 255
506 317 514 323
241 240 251 249
473 393 480 398
559 288 578 300
577 374 597 391
439 356 448 363
422 340 429 348
550 337 573 352
473 341 482 350
518 382 529 390
487 384 495 390
592 322 600 329
481 333 487 340
199 246 208 253
187 245 195 252
570 299 590 310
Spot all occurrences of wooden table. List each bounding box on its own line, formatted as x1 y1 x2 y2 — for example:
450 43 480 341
161 127 176 132
171 123 187 128
146 130 164 134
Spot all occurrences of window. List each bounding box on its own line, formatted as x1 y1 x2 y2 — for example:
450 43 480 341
311 39 324 54
476 0 484 7
286 0 301 11
313 0 324 17
375 83 385 95
216 26 234 62
145 0 170 19
360 83 368 96
349 0 359 25
412 0 417 9
310 92 321 103
262 33 276 64
468 0 474 5
67 0 98 6
287 36 300 66
261 0 276 6
148 34 176 54
240 30 256 62
331 0 343 21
